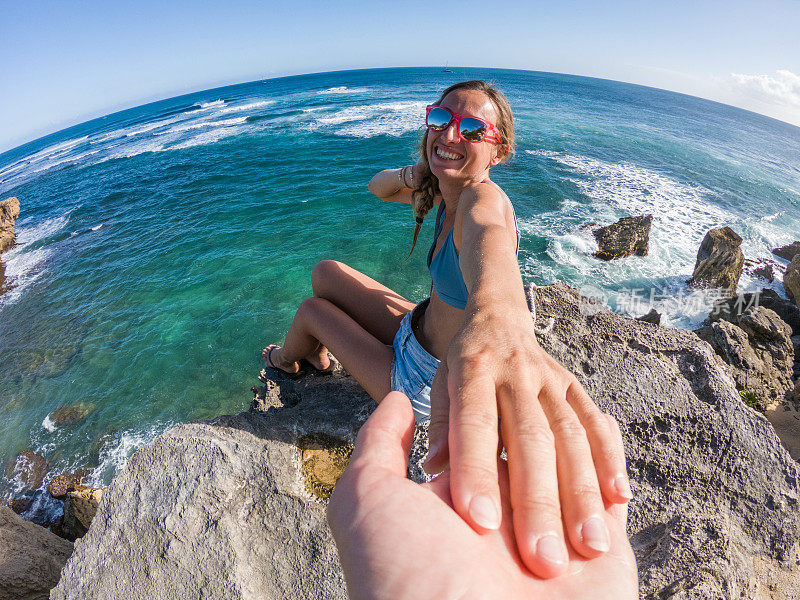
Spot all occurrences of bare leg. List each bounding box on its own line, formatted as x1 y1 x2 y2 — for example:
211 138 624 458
311 260 416 344
267 297 395 401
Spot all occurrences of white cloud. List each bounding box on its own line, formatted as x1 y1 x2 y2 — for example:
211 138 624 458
729 69 800 108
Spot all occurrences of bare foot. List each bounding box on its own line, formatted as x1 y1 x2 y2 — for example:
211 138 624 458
306 345 333 372
262 345 302 375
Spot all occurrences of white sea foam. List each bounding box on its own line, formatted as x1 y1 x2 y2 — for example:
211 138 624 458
0 136 90 184
121 117 183 137
86 423 171 487
98 138 167 162
218 100 274 114
306 101 427 138
521 150 745 327
170 126 246 150
167 116 248 134
91 223 103 231
760 210 786 222
15 210 72 246
0 247 53 306
316 86 370 95
193 99 226 110
28 149 102 176
0 103 256 187
42 415 57 432
0 210 73 306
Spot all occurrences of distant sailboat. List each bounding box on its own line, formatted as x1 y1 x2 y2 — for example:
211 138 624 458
443 62 453 73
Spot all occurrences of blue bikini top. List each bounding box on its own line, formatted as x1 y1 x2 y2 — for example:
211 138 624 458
426 201 520 310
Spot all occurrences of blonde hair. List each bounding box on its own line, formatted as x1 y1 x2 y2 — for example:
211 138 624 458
408 80 515 256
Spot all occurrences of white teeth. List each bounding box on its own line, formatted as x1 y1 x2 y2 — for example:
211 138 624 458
436 146 463 160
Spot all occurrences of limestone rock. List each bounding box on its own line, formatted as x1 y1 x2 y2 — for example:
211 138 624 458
0 505 73 600
592 214 653 260
773 241 800 262
51 373 375 600
695 307 794 411
767 400 800 462
784 254 800 307
0 196 20 254
61 486 104 540
709 288 800 337
688 227 744 294
51 284 800 600
7 450 49 491
530 284 799 598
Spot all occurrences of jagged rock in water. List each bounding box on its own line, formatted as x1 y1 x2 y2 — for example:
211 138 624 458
773 241 800 262
592 214 653 260
61 486 105 541
7 450 49 491
48 471 89 499
49 402 97 427
51 284 800 600
0 196 20 254
687 227 744 294
785 254 800 307
636 308 661 325
754 264 774 282
0 505 73 600
694 306 794 411
7 496 34 515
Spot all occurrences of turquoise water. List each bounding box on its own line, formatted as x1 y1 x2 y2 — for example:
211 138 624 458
1 67 799 510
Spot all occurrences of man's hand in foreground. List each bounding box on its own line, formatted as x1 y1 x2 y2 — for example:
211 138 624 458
328 392 638 600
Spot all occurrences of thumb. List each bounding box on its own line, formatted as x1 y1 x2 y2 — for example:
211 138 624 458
349 391 416 477
424 361 451 474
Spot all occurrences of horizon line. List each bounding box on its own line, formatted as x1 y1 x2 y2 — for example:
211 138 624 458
2 65 798 157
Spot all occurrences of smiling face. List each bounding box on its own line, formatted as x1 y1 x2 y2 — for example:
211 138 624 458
425 88 504 183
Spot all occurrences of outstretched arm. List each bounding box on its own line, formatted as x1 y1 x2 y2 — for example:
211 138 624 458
425 184 632 578
328 391 638 600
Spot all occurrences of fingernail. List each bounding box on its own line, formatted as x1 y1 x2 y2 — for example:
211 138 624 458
614 474 633 500
535 534 568 565
469 495 501 530
581 516 610 552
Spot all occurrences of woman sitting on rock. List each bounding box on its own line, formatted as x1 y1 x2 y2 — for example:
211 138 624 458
262 80 632 577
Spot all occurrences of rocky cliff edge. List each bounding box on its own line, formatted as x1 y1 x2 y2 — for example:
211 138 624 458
51 284 800 600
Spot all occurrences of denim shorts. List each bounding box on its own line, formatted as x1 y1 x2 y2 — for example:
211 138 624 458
390 298 440 423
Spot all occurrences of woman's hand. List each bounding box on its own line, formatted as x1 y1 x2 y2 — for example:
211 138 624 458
328 391 638 600
425 303 632 578
427 185 633 579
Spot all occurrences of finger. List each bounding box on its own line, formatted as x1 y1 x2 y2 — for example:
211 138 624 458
539 381 611 559
448 366 502 533
500 382 569 578
424 361 450 474
567 381 632 504
349 391 416 477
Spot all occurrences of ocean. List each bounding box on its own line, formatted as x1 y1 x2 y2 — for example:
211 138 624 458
1 67 798 516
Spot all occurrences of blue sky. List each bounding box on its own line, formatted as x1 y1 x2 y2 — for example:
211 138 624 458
2 0 799 152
